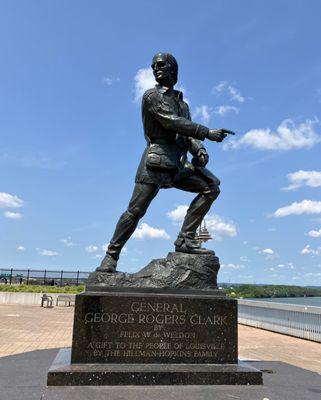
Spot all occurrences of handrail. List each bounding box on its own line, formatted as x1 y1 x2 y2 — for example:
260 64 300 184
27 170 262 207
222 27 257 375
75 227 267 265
238 299 321 343
238 299 321 314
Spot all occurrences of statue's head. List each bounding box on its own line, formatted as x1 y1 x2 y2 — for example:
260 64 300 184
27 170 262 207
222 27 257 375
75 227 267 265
151 52 178 87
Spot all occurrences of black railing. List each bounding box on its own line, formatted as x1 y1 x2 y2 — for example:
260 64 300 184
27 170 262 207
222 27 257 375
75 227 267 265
0 268 91 287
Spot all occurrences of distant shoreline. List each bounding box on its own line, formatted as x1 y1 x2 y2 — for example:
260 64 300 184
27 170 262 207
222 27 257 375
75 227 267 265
224 284 321 299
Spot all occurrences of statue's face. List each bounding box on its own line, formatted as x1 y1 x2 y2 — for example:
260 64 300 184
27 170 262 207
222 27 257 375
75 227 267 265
151 54 173 86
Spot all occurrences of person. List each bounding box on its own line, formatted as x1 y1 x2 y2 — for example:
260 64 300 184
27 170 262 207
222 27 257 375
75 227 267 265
97 52 233 273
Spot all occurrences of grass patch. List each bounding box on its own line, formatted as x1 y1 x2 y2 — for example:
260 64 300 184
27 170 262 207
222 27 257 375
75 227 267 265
0 284 85 294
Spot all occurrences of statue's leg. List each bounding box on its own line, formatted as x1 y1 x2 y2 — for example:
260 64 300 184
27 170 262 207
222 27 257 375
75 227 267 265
97 183 159 272
172 173 220 254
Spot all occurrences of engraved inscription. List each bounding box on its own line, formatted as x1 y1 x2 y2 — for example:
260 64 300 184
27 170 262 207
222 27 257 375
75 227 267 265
72 294 237 364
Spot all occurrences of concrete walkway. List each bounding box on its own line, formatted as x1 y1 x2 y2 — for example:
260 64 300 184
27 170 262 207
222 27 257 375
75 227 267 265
238 324 321 374
0 304 320 375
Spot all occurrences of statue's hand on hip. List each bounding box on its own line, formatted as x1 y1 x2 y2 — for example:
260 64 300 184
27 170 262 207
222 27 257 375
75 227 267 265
196 148 209 167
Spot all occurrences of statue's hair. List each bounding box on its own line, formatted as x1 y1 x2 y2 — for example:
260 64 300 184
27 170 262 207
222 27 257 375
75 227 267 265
152 52 178 85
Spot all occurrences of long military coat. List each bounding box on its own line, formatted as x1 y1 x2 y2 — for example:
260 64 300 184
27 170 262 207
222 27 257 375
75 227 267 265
135 85 219 188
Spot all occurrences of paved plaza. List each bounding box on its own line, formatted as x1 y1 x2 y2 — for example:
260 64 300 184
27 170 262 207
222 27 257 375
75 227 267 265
0 304 321 374
0 304 321 400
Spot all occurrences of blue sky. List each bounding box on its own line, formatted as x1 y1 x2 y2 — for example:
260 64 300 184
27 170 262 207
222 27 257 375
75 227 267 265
1 0 321 285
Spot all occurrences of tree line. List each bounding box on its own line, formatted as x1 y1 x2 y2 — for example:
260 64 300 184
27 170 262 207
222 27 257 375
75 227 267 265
223 284 321 299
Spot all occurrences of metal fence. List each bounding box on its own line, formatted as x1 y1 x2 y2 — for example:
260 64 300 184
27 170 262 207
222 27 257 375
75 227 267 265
238 299 321 343
0 268 91 287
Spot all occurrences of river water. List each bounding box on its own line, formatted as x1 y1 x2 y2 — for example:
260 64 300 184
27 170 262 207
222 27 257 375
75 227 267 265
249 296 321 307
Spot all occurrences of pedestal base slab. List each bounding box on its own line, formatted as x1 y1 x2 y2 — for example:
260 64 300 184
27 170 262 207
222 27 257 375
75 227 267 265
47 349 263 386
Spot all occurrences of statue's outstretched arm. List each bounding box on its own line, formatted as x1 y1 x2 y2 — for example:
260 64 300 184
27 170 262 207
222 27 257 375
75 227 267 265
146 92 209 141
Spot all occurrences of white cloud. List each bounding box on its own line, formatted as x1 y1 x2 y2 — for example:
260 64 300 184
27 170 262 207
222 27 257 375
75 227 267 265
4 211 22 220
221 263 245 270
85 245 99 253
0 192 24 208
167 205 236 239
17 245 25 251
205 214 237 239
213 105 239 116
212 81 245 103
274 263 295 270
193 105 212 124
301 245 321 256
267 267 276 272
272 200 321 217
167 205 189 224
212 81 226 95
132 222 170 240
103 76 120 86
308 228 321 238
134 68 155 102
260 248 279 259
239 274 254 280
228 85 245 103
60 237 74 247
37 249 59 257
225 119 320 151
240 256 250 262
304 272 321 278
262 248 274 255
282 170 321 191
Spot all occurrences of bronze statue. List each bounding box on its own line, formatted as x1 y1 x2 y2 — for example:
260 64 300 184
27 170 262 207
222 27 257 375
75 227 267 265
97 52 234 273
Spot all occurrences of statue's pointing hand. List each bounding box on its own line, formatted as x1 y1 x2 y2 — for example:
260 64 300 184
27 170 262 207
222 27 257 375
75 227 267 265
207 128 235 142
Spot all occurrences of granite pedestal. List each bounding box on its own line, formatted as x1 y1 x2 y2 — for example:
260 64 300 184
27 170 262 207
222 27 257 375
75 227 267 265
47 253 263 385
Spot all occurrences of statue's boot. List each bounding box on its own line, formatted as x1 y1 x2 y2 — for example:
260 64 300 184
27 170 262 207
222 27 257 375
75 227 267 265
96 254 117 273
174 235 215 255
